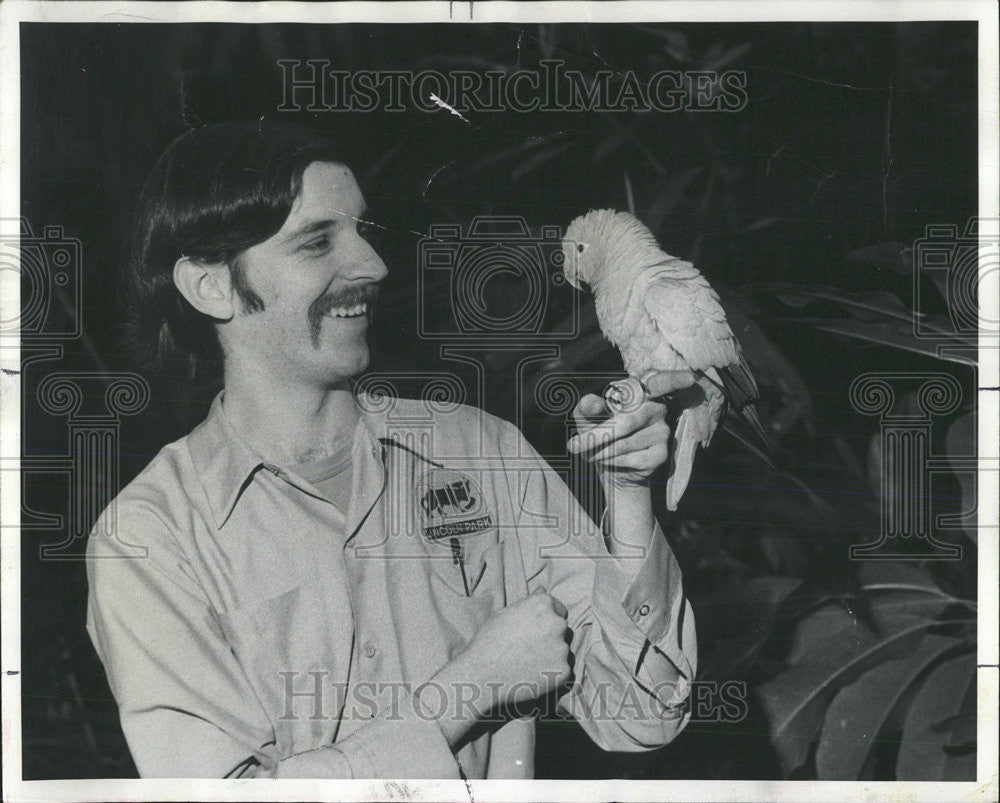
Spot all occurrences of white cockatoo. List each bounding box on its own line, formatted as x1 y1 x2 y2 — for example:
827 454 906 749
562 208 766 510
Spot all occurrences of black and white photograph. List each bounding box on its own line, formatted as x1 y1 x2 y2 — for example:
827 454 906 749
1 2 997 801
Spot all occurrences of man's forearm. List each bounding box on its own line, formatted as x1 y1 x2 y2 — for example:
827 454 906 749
417 654 485 750
602 481 657 573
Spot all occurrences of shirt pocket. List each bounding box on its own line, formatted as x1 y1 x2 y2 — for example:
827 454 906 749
216 576 347 758
425 526 501 599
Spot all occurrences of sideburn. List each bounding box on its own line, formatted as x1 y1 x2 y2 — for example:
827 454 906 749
229 255 265 314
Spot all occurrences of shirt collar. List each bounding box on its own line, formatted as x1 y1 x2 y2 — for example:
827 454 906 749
187 389 398 529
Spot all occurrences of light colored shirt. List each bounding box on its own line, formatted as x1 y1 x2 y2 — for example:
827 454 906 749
86 391 697 779
287 443 353 513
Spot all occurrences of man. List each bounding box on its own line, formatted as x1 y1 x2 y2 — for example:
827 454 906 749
86 120 697 779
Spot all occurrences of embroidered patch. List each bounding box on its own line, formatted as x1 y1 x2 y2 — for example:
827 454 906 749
416 468 494 541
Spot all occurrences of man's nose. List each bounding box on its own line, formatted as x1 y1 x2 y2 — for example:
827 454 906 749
343 237 389 284
350 252 388 286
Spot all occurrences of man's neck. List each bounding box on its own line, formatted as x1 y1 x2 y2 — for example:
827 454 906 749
220 365 361 465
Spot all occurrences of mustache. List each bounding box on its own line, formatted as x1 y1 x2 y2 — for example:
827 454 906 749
307 283 382 345
309 283 382 318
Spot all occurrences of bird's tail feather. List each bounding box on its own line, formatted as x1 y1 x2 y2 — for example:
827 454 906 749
666 409 699 511
719 353 760 404
717 359 770 455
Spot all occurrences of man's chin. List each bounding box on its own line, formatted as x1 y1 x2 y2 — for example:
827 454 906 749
323 350 370 383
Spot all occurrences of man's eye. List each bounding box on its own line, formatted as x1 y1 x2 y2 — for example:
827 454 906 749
302 236 330 253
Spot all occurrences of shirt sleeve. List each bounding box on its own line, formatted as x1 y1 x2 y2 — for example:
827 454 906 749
498 422 697 751
86 501 461 779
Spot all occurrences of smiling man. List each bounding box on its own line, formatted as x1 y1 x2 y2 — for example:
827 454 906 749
86 120 697 779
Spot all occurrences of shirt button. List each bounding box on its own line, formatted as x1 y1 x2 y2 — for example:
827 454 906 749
363 642 377 658
638 604 651 617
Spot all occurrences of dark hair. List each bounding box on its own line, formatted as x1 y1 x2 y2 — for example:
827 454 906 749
123 120 346 375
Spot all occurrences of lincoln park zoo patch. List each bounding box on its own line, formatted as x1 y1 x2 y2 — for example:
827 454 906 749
416 468 495 542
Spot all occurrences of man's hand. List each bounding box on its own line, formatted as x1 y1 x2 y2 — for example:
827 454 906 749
462 590 572 707
567 391 671 491
566 372 695 561
422 591 571 748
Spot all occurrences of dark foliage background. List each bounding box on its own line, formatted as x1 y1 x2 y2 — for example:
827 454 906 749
18 20 979 781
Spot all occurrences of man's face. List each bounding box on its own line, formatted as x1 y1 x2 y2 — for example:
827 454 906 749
221 161 388 387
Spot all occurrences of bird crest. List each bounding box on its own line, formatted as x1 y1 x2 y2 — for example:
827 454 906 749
562 209 667 291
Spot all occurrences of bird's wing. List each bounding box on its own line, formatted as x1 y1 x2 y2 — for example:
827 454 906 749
642 273 741 373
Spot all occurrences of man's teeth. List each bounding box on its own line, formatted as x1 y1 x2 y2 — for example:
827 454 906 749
327 302 368 318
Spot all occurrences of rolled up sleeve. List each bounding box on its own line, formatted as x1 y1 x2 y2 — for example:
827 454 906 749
274 690 460 778
594 523 697 712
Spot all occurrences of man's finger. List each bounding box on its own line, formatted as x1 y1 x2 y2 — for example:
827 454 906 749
572 393 609 424
592 443 668 471
567 402 665 454
583 424 668 464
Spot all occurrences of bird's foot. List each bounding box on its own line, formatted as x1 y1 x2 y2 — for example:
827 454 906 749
641 369 699 400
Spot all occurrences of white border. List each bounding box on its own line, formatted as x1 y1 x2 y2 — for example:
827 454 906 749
1 2 997 802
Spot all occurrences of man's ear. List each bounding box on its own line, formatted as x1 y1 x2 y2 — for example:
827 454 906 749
173 257 235 320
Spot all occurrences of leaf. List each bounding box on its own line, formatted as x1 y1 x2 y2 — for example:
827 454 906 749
510 142 573 182
792 318 977 366
896 651 976 780
718 298 815 439
940 673 977 780
594 127 633 163
757 591 954 776
833 436 866 481
699 576 802 679
744 216 779 232
762 282 977 359
815 632 959 779
770 284 916 323
945 411 977 544
854 562 958 602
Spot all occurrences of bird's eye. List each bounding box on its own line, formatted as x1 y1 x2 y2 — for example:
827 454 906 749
577 243 586 253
